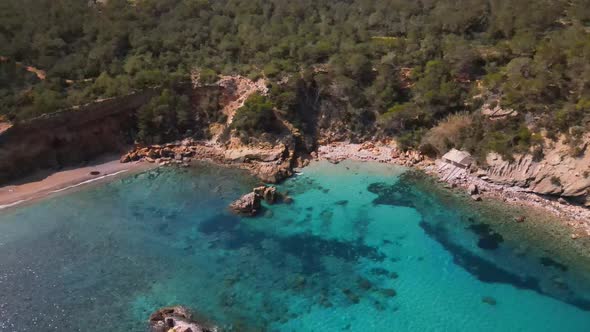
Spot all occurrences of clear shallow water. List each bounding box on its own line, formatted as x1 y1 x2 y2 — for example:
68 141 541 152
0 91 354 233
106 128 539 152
1 160 590 331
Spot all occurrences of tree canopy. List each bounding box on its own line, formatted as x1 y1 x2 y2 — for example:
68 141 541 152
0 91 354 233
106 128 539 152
1 0 589 157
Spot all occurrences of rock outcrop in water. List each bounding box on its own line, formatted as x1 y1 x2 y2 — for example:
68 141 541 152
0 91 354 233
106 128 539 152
229 185 284 216
149 306 218 332
229 192 261 216
253 185 280 204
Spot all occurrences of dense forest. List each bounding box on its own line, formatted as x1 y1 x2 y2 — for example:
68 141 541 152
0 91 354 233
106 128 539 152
1 0 589 159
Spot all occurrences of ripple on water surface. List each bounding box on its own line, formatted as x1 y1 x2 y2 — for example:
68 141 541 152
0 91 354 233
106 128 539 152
0 160 590 331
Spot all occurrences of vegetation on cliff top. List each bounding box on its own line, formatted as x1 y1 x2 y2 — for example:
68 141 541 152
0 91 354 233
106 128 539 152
231 94 278 140
1 0 589 158
136 88 191 144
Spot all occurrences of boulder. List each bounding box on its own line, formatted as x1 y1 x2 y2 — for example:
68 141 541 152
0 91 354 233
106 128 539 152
149 306 217 332
254 163 293 183
120 153 132 163
253 186 266 197
121 151 142 163
147 149 160 159
471 195 482 202
229 192 261 216
468 184 479 195
253 185 280 204
263 186 279 204
161 148 174 158
514 216 526 223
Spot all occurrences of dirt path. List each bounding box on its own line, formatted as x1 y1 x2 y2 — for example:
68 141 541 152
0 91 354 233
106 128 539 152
0 56 46 80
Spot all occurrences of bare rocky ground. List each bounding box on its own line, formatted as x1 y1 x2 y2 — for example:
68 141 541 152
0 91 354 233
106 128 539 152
0 121 11 134
120 138 298 184
317 141 590 240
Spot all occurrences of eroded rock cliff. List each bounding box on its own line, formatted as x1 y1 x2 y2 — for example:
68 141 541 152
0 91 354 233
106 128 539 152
0 77 275 185
2 74 589 208
482 134 590 205
0 89 159 185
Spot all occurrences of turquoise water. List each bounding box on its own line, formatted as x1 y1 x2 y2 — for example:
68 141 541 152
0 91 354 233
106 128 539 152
1 160 590 331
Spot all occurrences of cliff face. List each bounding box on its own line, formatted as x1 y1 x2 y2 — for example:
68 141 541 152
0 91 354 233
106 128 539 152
0 78 273 185
0 89 159 185
2 76 589 206
482 134 590 206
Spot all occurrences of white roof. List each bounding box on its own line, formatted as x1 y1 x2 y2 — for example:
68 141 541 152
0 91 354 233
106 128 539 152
442 149 473 167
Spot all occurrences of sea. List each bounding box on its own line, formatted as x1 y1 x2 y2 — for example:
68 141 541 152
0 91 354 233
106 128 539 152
1 160 589 331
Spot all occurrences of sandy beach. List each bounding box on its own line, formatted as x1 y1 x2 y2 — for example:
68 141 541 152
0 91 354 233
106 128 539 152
0 155 154 210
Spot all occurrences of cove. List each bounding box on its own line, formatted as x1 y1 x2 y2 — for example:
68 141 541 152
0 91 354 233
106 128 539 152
0 160 589 331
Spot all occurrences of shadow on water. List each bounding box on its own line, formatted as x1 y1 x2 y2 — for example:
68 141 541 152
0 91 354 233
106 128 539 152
466 222 504 250
367 182 416 208
540 257 568 272
420 220 590 311
199 214 385 275
367 171 590 312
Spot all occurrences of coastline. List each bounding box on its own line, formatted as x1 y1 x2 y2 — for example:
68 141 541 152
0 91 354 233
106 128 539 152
0 155 154 211
316 141 590 240
2 140 589 242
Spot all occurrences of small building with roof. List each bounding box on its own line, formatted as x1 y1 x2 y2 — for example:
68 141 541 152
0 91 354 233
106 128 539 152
442 149 474 169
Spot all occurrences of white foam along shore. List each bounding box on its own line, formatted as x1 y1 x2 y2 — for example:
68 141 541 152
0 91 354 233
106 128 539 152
316 141 590 239
0 157 153 210
48 169 129 194
0 200 26 210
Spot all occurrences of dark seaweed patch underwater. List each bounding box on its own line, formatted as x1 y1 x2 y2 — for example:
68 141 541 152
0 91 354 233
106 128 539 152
0 160 589 331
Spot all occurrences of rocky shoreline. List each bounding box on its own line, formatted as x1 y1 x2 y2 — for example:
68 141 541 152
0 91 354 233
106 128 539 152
119 139 590 239
316 141 590 240
120 138 300 184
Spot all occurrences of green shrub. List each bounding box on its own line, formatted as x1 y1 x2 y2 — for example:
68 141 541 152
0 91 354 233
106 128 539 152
486 132 514 161
421 113 473 156
516 126 532 148
136 89 192 144
263 63 281 78
231 94 277 138
199 68 218 84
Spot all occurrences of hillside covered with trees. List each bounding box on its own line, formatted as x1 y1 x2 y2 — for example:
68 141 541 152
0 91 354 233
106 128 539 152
1 0 589 160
